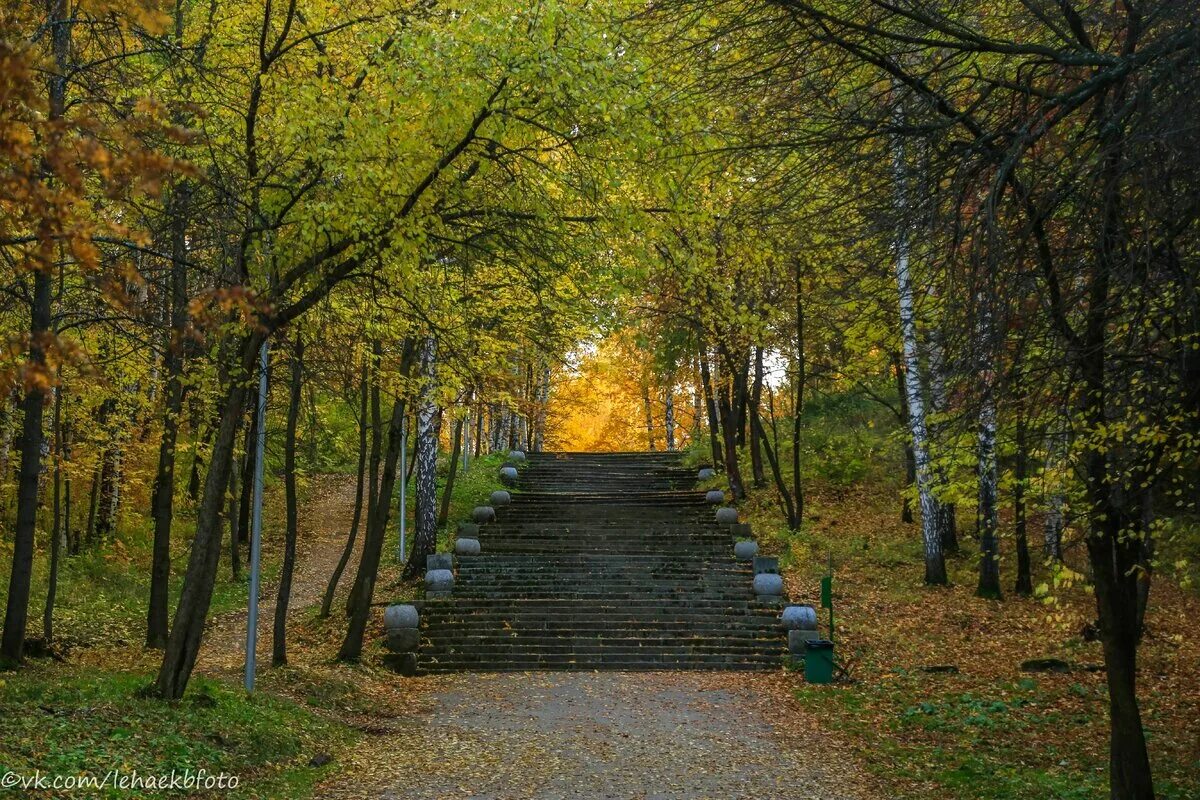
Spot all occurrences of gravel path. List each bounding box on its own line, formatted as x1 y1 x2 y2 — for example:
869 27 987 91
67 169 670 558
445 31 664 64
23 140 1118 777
199 474 361 673
322 671 876 800
193 475 878 799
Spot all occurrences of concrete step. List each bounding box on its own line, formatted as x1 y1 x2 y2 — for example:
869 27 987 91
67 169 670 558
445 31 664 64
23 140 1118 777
412 451 781 673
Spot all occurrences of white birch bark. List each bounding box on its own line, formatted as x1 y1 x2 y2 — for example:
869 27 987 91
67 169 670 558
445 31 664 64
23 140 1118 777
975 289 1001 595
891 105 947 585
976 383 1001 594
414 338 438 555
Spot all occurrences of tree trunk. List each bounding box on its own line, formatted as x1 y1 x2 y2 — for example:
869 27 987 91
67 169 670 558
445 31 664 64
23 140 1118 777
732 352 749 448
890 117 946 586
1044 421 1066 559
237 397 258 545
462 400 472 471
1082 109 1154 795
1013 406 1033 596
926 334 958 555
699 349 722 469
1088 506 1154 800
95 438 121 544
2 0 69 664
643 386 655 451
43 383 64 644
1 268 53 664
975 384 1001 598
63 405 75 555
716 378 746 502
487 404 498 452
321 357 368 618
749 347 765 488
534 365 550 451
792 266 806 528
147 181 191 649
227 443 241 580
347 343 383 617
437 415 464 528
186 418 210 504
340 339 416 661
237 352 271 546
154 331 263 699
272 333 303 667
664 386 676 451
474 403 484 457
408 337 439 575
85 460 100 547
755 409 797 529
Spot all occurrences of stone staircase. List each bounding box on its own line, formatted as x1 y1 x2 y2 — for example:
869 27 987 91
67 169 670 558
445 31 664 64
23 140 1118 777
415 452 787 672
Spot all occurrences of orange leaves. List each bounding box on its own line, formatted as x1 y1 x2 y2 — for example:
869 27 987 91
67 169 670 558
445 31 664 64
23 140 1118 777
70 0 168 29
0 330 90 400
0 14 184 295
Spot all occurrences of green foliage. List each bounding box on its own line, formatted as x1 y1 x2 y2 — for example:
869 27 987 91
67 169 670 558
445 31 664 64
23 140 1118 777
384 451 508 566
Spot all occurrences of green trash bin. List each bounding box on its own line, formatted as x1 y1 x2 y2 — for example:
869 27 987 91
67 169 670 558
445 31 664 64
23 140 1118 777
804 639 835 684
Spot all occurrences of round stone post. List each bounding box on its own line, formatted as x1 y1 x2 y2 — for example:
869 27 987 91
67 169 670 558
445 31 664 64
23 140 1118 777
383 604 420 675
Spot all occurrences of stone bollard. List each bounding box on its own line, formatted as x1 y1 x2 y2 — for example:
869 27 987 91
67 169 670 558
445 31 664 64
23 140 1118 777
715 507 738 526
788 629 821 657
427 553 454 571
455 537 481 556
698 467 716 481
499 466 519 486
457 522 480 538
383 604 420 675
425 568 455 598
781 604 819 631
384 652 418 676
472 505 496 524
753 556 779 575
386 628 420 654
384 603 419 631
734 540 759 561
508 450 526 462
705 489 725 504
490 489 512 507
753 573 784 603
783 605 820 658
730 522 752 538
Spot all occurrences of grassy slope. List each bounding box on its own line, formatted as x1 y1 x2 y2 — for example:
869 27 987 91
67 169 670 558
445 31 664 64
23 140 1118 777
689 391 1200 800
0 664 351 799
0 438 508 799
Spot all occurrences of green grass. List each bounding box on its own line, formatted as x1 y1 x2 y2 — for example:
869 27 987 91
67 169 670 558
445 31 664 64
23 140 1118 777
382 450 509 565
0 492 288 653
793 677 1119 800
0 663 354 799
